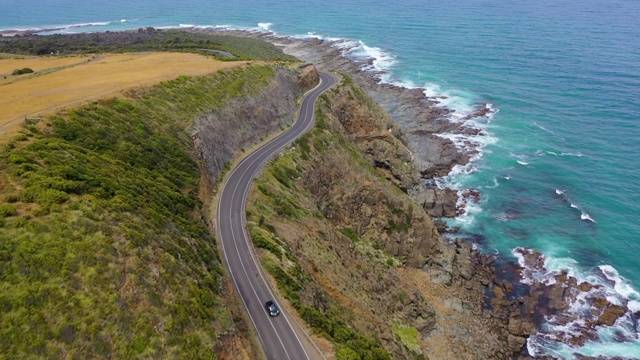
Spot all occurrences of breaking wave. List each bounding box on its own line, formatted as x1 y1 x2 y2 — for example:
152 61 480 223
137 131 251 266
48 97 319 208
555 189 597 223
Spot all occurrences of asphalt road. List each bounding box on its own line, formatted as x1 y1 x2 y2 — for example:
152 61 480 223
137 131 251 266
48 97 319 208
217 71 337 360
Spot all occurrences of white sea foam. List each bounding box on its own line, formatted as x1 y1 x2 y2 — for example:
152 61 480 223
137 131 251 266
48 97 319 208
565 199 596 223
197 22 277 34
483 177 500 189
0 26 43 32
517 160 529 165
258 22 273 31
599 265 640 303
628 300 640 313
67 22 111 28
561 152 583 157
532 121 555 135
512 248 542 285
555 189 565 195
287 31 324 40
453 192 483 226
516 248 640 357
581 212 596 223
332 40 398 83
547 150 584 157
19 21 114 35
177 23 229 31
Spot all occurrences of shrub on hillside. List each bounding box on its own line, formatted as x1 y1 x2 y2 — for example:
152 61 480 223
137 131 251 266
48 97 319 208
0 204 17 218
11 67 34 75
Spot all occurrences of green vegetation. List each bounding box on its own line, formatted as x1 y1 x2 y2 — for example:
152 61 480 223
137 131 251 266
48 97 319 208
0 204 17 217
249 225 282 257
386 203 413 234
11 67 34 75
248 100 392 359
0 64 281 358
260 247 390 360
270 161 300 189
0 29 296 61
392 322 422 356
339 228 359 243
256 155 305 220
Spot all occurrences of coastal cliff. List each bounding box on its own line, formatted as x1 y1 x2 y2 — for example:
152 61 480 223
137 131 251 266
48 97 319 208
181 59 531 358
245 74 529 358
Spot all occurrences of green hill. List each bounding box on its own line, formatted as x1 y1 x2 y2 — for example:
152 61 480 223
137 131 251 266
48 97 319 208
0 64 278 359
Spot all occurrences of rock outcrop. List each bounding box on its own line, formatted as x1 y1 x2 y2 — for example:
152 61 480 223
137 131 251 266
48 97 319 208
315 78 466 270
512 248 633 349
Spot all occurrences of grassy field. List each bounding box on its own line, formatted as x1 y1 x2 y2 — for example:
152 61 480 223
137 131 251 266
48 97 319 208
0 53 244 140
0 55 89 75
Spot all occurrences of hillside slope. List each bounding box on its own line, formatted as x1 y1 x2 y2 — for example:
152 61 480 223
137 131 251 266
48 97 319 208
246 76 524 359
0 63 315 359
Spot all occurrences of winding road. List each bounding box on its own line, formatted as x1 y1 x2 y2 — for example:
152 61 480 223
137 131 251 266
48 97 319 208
217 70 337 360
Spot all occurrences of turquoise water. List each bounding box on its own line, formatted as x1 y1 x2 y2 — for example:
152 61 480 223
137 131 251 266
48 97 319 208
3 0 640 357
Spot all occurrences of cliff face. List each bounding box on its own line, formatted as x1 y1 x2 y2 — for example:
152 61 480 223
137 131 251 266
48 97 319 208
192 64 318 183
321 76 462 220
312 77 445 270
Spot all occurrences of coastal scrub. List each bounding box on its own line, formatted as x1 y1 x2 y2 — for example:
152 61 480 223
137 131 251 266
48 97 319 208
0 64 281 358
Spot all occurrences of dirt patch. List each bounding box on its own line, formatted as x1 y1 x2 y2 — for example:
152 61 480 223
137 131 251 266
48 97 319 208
0 52 245 141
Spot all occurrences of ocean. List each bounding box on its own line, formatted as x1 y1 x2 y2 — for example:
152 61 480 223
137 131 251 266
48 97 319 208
2 0 640 357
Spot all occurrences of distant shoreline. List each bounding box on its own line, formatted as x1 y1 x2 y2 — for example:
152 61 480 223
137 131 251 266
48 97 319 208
0 28 58 37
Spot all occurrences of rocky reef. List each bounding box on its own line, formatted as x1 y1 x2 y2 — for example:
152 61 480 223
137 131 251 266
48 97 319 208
512 248 638 356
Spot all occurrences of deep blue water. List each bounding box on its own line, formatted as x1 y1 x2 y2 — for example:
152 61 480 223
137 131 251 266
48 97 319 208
3 0 640 357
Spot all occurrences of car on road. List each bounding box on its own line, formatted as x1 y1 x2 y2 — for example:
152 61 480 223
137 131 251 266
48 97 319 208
265 300 280 317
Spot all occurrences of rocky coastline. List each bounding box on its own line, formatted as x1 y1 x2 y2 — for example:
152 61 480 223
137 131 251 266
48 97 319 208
200 28 640 359
202 28 539 357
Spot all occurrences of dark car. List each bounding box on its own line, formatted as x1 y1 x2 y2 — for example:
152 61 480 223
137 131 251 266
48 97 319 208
265 300 280 317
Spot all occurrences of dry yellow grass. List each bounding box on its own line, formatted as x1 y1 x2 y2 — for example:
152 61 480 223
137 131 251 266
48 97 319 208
0 53 245 140
0 54 92 76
